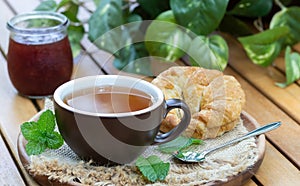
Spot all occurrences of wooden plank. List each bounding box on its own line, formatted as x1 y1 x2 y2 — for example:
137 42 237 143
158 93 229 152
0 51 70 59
244 179 258 186
255 142 300 186
0 54 37 149
72 52 105 79
0 0 15 54
224 34 300 125
5 0 40 14
225 67 300 168
0 133 25 185
0 50 39 186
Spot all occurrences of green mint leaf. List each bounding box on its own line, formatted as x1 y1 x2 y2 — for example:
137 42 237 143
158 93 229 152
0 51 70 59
276 46 300 88
25 141 47 156
158 136 202 153
136 155 170 182
37 110 56 132
20 110 64 155
46 132 64 149
21 121 42 141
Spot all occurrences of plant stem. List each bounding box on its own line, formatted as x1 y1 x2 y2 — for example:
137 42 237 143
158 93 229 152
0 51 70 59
274 0 286 10
254 17 264 32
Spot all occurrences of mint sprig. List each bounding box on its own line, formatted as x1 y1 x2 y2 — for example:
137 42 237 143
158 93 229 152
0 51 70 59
136 155 170 182
21 109 64 155
158 136 203 154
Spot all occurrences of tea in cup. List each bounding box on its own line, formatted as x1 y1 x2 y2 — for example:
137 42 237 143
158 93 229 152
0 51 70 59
53 75 191 165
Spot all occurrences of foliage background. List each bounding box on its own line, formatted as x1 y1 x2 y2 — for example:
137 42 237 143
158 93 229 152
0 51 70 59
36 0 300 87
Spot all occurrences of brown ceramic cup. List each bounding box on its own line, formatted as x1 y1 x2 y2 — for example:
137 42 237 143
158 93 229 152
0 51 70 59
53 75 191 165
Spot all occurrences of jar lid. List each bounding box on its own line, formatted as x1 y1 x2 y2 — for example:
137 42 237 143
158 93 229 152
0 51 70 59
7 11 69 35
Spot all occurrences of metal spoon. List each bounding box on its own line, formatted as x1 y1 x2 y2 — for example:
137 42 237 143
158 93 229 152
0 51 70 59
173 121 281 163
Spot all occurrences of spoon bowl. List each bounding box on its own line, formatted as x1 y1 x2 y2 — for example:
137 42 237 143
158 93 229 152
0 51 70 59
173 121 281 163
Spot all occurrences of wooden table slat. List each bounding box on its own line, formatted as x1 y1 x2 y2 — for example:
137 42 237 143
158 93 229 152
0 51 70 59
0 133 25 185
225 67 300 168
4 0 40 14
225 34 300 124
0 0 15 54
255 142 300 186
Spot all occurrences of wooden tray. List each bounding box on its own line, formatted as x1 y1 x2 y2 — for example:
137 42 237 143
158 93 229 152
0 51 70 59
18 111 265 186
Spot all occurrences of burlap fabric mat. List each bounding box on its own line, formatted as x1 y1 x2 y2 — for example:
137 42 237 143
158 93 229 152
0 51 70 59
27 99 259 185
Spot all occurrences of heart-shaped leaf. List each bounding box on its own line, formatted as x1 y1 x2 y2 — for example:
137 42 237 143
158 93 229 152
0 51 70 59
170 0 229 35
136 155 170 182
219 15 253 37
145 10 191 62
188 35 229 70
276 46 300 88
88 0 123 42
270 6 300 46
238 26 289 66
35 0 57 11
228 0 273 17
137 0 170 19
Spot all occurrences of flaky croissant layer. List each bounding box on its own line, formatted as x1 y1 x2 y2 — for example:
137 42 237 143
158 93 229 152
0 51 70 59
152 66 245 139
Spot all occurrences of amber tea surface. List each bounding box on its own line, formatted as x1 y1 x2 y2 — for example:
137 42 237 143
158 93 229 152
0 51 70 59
65 86 153 113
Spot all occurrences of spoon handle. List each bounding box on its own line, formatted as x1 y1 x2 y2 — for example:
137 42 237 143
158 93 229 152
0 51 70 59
202 121 281 156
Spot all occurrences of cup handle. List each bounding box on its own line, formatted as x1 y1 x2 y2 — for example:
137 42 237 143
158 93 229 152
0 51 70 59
152 99 191 145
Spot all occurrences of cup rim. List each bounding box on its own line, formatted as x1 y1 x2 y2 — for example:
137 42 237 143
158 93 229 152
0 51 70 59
53 75 164 117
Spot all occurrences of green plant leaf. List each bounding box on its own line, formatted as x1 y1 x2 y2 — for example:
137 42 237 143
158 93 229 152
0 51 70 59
35 0 57 11
88 0 123 42
145 10 191 62
170 0 229 35
188 35 229 70
219 15 253 37
276 46 300 88
25 141 47 155
158 136 202 153
136 155 170 182
37 110 56 132
115 56 153 76
68 25 84 57
20 110 64 156
56 0 74 10
270 7 300 46
46 132 64 149
137 0 170 19
228 0 273 17
238 26 289 66
20 121 41 141
60 0 79 23
94 0 101 6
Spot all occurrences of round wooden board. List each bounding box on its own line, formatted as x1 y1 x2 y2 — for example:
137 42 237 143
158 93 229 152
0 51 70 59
18 111 265 186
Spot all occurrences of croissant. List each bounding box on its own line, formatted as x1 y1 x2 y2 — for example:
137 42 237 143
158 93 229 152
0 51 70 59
152 66 245 139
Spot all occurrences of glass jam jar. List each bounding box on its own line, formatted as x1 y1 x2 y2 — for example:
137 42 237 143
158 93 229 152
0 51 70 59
7 11 73 98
